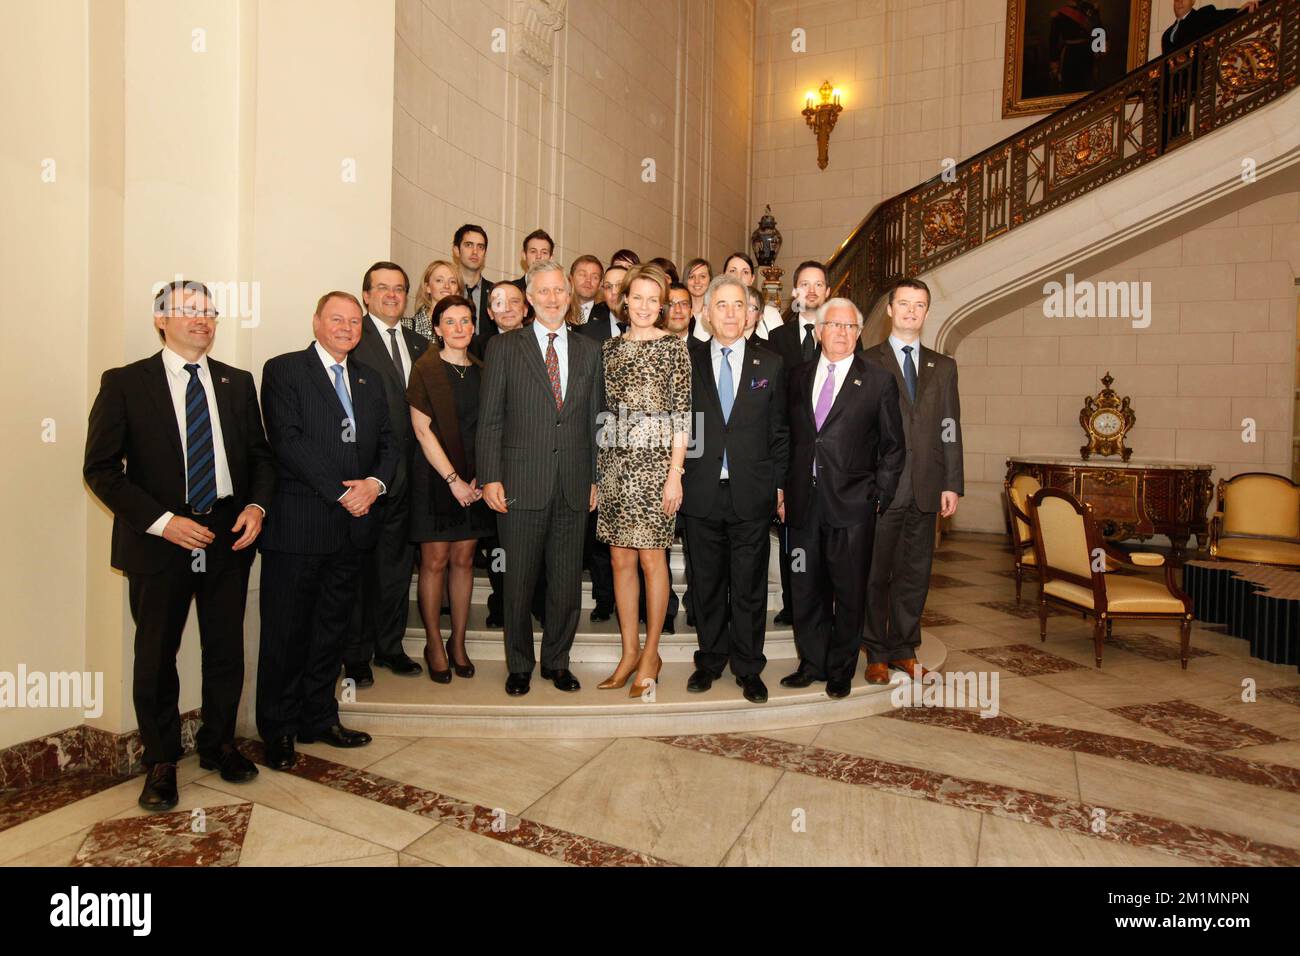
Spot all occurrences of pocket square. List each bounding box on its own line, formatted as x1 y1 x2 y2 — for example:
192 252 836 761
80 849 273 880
750 378 769 390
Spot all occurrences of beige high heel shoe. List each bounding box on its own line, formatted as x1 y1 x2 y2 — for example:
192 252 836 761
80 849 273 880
598 653 641 690
628 654 662 698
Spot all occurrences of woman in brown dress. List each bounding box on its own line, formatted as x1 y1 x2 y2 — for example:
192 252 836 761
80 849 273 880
595 265 692 696
407 296 493 683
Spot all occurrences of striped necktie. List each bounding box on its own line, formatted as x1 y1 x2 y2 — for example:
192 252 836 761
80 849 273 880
183 364 217 513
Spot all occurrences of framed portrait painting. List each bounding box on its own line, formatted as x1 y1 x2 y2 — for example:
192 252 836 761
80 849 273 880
1003 0 1153 116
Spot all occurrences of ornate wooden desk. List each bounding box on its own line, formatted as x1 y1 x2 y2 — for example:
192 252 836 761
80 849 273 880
1005 456 1214 552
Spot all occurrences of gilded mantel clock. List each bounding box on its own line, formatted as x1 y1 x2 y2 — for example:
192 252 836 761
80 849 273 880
1079 372 1135 461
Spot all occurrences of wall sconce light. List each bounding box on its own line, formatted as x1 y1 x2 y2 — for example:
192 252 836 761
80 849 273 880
802 81 843 170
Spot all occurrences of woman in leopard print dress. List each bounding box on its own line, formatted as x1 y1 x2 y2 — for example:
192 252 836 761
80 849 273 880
596 264 691 697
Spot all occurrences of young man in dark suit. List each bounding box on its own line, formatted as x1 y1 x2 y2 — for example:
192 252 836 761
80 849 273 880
781 298 905 699
682 276 790 703
256 291 397 770
343 262 428 686
766 260 829 626
84 280 276 811
479 260 602 696
863 278 963 684
453 223 496 340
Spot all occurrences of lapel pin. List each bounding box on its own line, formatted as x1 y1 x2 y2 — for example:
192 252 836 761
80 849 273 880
358 377 367 385
220 376 230 384
926 361 934 368
852 378 861 386
752 358 760 365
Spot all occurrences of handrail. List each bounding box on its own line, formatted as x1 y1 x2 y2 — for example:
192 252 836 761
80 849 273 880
824 0 1299 315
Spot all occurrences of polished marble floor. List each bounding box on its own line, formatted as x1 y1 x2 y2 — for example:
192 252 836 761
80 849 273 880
3 532 1299 866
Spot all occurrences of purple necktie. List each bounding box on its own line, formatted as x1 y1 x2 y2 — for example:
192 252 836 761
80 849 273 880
814 362 836 431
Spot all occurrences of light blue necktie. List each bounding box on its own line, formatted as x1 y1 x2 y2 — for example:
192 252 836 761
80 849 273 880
902 345 917 403
718 346 734 473
331 364 354 422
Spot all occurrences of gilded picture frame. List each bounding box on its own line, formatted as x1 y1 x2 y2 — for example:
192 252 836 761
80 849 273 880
1003 0 1153 117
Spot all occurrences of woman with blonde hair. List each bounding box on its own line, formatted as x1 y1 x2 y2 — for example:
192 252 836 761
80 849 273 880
595 264 692 697
406 260 462 339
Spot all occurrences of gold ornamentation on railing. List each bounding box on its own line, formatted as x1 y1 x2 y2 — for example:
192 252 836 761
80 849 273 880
1216 29 1280 106
920 193 966 255
1050 116 1116 187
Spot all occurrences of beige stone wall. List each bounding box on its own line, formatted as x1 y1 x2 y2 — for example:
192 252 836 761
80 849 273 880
951 189 1300 534
750 0 1173 287
391 0 754 285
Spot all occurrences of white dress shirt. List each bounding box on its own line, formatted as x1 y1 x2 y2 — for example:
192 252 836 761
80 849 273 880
759 304 783 337
313 341 386 499
692 313 711 342
710 336 745 479
531 319 570 398
368 314 414 385
145 347 245 535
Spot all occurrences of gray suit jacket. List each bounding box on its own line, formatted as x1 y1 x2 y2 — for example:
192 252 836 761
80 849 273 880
478 325 602 512
864 340 963 512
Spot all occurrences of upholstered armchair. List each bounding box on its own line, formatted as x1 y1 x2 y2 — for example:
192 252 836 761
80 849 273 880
1027 488 1193 668
1208 472 1300 568
1006 474 1122 603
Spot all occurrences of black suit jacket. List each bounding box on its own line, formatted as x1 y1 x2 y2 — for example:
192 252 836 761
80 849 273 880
864 341 964 513
478 326 602 512
354 316 429 496
259 344 397 554
1161 4 1241 53
575 304 622 342
463 276 496 340
682 339 790 521
767 317 819 373
84 353 276 574
784 353 905 529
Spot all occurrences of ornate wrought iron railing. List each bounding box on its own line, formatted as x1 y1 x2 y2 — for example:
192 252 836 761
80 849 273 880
825 0 1299 313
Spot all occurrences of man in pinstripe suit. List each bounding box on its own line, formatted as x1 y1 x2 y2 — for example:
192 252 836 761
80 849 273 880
480 260 602 696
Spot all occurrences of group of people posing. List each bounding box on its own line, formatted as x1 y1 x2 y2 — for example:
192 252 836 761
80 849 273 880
83 223 963 813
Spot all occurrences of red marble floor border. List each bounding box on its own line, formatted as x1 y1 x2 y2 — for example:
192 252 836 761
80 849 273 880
0 771 134 835
884 707 1300 794
1263 686 1300 707
72 802 252 867
242 741 674 867
1109 701 1288 752
1 709 203 791
966 643 1087 676
654 733 1300 867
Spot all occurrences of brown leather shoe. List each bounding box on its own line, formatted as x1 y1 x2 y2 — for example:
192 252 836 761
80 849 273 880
888 658 928 679
865 662 891 685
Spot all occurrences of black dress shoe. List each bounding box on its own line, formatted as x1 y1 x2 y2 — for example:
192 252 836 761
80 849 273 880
298 723 372 748
198 745 258 782
344 661 374 688
736 674 769 703
661 614 675 635
774 607 793 626
138 762 178 812
486 608 504 628
686 669 717 693
505 671 531 696
540 666 581 692
590 605 613 623
264 735 296 771
780 666 819 688
826 676 852 699
374 653 423 677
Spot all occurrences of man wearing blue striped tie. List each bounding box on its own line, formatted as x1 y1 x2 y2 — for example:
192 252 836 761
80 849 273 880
84 280 276 812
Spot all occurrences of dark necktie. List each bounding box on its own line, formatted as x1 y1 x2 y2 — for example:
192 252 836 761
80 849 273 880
902 345 918 402
545 332 563 411
1170 16 1181 42
801 323 816 361
183 364 218 514
387 327 405 382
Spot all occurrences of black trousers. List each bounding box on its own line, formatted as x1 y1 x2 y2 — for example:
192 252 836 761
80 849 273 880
788 486 875 681
584 509 614 610
497 496 586 673
865 502 936 662
347 483 414 665
683 483 769 677
257 543 360 740
777 520 793 613
127 522 250 766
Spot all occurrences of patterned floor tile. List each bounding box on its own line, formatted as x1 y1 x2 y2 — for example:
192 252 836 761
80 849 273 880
73 802 251 866
966 643 1088 676
1107 632 1215 663
1110 701 1288 752
0 772 132 835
